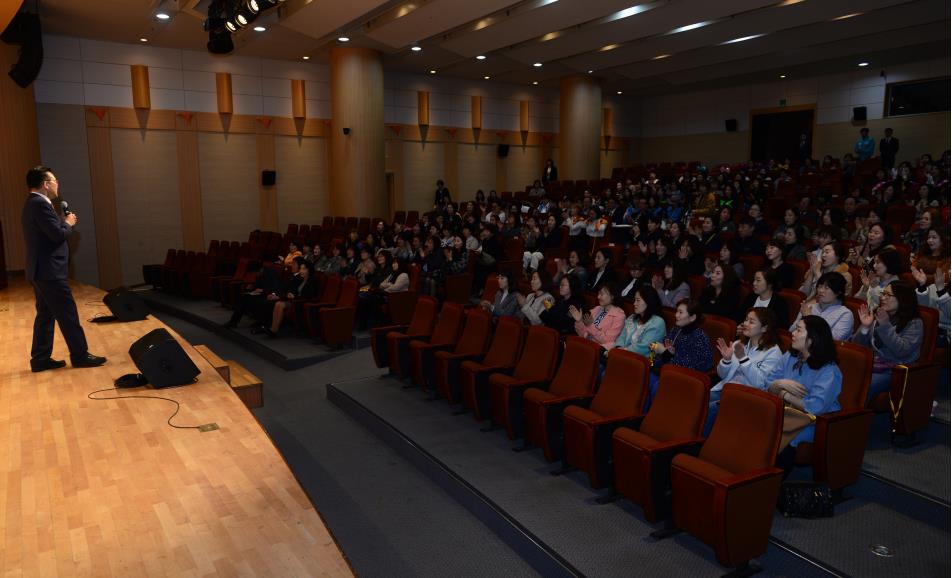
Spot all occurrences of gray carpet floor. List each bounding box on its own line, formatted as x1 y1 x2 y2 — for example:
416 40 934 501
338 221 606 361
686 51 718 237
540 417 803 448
153 311 540 578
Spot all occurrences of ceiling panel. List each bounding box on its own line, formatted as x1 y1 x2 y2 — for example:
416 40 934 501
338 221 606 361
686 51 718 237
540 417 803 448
279 0 392 40
364 0 522 49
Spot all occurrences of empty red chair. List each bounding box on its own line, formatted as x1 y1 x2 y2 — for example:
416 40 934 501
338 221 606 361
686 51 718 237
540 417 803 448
318 278 360 347
610 366 710 522
522 336 603 461
792 341 874 492
302 275 342 337
385 297 440 376
443 274 474 305
562 350 650 488
408 302 466 390
434 309 493 404
700 314 736 369
670 385 784 573
370 295 438 369
385 290 418 326
488 326 561 439
460 317 525 419
143 248 175 287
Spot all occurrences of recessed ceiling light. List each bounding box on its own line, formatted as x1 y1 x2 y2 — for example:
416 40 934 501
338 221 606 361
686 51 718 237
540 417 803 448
541 31 561 42
411 45 422 52
253 26 266 32
832 13 862 20
667 21 713 34
429 69 436 74
858 62 869 67
606 4 654 23
533 62 542 68
532 81 538 85
476 55 486 60
652 54 670 60
722 34 765 44
338 36 350 42
155 12 170 20
777 0 805 5
599 44 619 52
587 70 593 74
616 91 623 95
139 37 148 43
302 56 310 60
780 74 786 79
484 75 490 80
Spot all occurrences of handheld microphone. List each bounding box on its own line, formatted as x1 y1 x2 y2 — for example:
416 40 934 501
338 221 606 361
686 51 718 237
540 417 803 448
61 200 71 216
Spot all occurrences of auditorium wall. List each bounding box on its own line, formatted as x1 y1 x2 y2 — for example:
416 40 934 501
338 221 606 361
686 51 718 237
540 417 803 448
636 57 950 165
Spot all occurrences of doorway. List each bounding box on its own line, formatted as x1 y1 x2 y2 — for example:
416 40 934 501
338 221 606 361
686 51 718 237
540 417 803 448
750 107 815 163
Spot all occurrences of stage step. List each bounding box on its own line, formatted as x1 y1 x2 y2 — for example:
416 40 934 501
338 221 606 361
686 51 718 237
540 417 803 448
228 360 264 408
194 344 230 384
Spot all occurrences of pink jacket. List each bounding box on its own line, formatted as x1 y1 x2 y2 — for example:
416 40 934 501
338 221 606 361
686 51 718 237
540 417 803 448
575 306 626 350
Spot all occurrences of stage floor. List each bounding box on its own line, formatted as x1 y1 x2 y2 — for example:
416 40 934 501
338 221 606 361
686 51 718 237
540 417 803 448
0 280 352 577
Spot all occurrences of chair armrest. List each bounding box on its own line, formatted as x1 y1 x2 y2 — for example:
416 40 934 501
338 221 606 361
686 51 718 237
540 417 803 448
539 394 595 407
814 407 872 427
649 437 706 456
589 413 643 428
714 467 784 489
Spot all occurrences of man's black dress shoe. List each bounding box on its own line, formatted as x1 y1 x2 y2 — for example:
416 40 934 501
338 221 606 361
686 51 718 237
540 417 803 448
31 358 67 373
71 353 107 368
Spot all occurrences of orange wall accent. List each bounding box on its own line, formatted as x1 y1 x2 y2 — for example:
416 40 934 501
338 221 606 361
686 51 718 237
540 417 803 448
418 91 430 126
216 72 233 114
329 47 386 217
471 96 482 129
291 79 306 119
0 41 40 272
130 65 151 109
520 101 529 133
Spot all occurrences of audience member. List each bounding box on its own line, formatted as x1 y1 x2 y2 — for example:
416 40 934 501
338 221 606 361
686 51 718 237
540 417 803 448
740 269 790 327
517 270 555 326
541 275 585 335
791 271 854 340
614 287 666 356
647 298 713 405
572 284 625 349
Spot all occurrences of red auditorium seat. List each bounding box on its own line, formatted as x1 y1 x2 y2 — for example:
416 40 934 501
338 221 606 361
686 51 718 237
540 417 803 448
317 278 360 347
300 274 341 335
143 248 175 287
562 350 650 488
433 308 494 404
792 342 874 493
699 314 736 369
776 289 805 320
488 326 561 439
385 290 418 326
460 317 525 420
521 336 603 461
379 296 439 376
370 297 439 367
408 302 466 390
670 385 784 573
610 366 710 523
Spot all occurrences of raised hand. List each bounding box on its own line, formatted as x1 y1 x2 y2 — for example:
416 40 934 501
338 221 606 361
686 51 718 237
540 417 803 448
858 303 875 328
936 268 947 291
911 266 927 286
874 305 890 325
732 340 746 360
715 337 733 360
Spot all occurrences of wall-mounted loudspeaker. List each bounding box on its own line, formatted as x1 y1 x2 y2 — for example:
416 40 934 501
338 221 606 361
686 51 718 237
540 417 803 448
128 328 200 388
725 119 738 132
497 144 510 158
261 170 276 186
852 106 867 121
1 12 43 88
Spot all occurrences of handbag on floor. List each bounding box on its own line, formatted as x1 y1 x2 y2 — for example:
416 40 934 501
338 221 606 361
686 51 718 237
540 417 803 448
777 481 834 518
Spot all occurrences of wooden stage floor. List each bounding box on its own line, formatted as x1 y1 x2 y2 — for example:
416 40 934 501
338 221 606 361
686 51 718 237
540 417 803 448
0 280 352 577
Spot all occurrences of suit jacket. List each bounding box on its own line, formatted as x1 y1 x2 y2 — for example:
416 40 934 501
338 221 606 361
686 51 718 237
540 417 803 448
880 137 899 160
21 193 71 282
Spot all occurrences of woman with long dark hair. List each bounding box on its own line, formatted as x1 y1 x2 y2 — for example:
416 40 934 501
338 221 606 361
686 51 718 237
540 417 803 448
614 286 667 356
647 298 713 405
540 274 585 334
699 263 741 319
739 269 789 327
652 262 690 309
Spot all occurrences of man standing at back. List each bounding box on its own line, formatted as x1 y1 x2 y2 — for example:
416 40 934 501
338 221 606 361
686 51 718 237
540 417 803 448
22 166 106 372
879 127 899 170
854 127 875 161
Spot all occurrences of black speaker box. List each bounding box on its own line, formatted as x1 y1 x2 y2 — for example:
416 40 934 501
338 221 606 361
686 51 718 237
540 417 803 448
261 170 276 186
725 119 738 132
497 144 510 158
1 12 43 88
129 328 200 388
103 287 149 321
853 106 867 121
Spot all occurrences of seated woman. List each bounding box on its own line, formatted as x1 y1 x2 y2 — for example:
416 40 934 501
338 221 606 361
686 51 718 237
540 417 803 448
619 259 648 301
308 244 330 271
800 241 852 300
541 274 585 334
517 270 555 326
256 258 318 337
522 214 562 273
913 265 950 346
711 243 744 281
587 247 619 293
705 307 784 434
652 262 691 309
768 316 843 463
739 269 790 327
277 241 303 267
781 225 809 262
790 271 854 341
854 248 902 309
571 283 625 349
852 281 923 402
764 239 796 289
553 249 589 288
480 270 520 319
699 263 742 320
614 286 666 357
648 298 714 405
911 227 949 277
674 237 705 276
849 222 895 270
640 238 672 272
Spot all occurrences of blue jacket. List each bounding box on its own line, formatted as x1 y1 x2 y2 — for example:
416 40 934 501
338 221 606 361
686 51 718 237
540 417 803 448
766 352 842 447
615 315 666 356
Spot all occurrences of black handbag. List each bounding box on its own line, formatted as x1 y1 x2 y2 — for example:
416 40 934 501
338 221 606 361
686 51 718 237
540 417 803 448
776 481 835 518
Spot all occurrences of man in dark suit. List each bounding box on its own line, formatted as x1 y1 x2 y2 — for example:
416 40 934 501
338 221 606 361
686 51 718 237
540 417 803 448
880 128 899 169
433 179 451 208
22 166 106 372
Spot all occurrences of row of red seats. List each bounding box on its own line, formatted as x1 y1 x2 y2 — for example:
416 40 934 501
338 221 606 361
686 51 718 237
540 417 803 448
367 299 885 572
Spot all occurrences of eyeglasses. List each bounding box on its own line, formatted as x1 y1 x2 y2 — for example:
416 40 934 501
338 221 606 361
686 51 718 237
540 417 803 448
44 178 57 183
880 291 895 299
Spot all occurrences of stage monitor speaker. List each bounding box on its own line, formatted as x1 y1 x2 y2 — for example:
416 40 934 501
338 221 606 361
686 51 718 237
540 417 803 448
725 119 738 132
103 287 149 321
261 170 276 186
129 328 200 388
853 106 867 121
1 12 43 88
497 144 510 158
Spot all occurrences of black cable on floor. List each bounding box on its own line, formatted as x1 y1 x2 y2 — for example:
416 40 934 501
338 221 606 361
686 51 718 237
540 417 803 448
87 387 204 430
